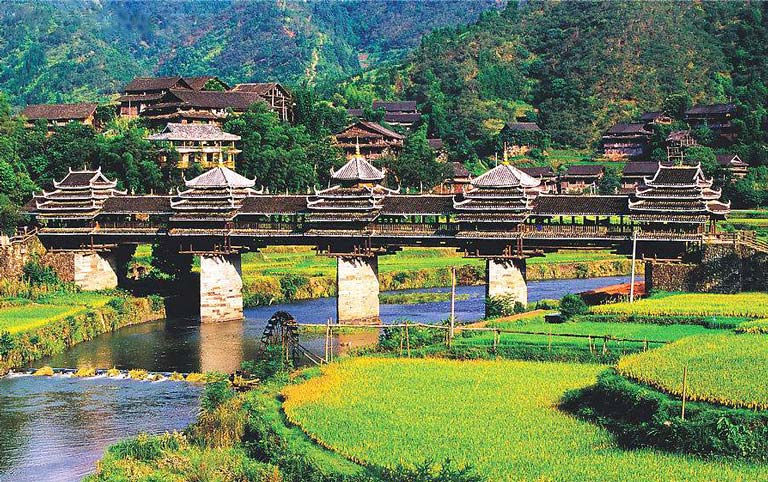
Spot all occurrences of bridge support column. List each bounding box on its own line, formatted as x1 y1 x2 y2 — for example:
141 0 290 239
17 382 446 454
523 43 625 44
486 258 527 317
337 255 379 324
200 253 243 323
73 252 119 291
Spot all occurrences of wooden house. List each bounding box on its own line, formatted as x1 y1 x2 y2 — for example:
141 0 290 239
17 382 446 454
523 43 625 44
20 103 98 130
640 111 673 126
372 100 421 128
334 121 404 159
146 123 241 170
601 123 653 159
560 165 605 193
231 83 293 122
716 154 749 180
437 162 472 194
666 130 698 164
621 161 663 190
520 166 558 193
684 103 738 142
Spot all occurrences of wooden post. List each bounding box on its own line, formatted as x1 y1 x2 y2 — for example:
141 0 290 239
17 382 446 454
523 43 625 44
681 364 689 421
493 329 499 353
324 318 331 363
630 230 638 303
405 321 411 358
449 266 456 345
588 335 594 355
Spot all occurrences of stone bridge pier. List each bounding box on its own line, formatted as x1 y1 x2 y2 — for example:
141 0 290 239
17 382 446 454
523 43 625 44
336 255 380 324
485 257 527 317
43 247 135 292
200 253 243 323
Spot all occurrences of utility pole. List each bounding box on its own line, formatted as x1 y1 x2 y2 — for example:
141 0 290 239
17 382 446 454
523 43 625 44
449 266 456 343
630 229 638 303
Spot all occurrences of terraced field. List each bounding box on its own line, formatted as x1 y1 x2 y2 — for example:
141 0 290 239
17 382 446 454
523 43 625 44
282 358 768 481
617 333 768 410
592 292 768 318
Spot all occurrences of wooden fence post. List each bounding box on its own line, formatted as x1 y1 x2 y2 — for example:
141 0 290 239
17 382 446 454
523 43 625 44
405 321 411 358
681 364 689 421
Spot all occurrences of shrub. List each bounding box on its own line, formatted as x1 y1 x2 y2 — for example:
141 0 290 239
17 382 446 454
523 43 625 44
485 295 526 319
33 365 54 376
189 396 247 449
106 297 127 315
128 369 148 380
108 432 185 461
240 345 292 381
374 459 485 482
22 261 60 286
201 372 235 413
279 274 309 301
379 323 445 351
559 294 588 320
74 367 96 377
561 370 768 461
147 294 164 312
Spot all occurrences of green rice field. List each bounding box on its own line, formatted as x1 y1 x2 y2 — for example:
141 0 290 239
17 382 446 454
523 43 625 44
618 333 768 410
282 358 768 481
592 292 768 318
0 292 113 334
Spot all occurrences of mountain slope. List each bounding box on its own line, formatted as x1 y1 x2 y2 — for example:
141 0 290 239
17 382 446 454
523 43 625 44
0 0 500 106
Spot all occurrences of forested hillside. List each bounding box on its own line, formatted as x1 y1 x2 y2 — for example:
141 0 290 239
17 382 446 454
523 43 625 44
337 1 768 155
0 0 500 106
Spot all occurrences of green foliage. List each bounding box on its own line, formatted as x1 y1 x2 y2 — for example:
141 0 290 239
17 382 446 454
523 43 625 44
200 372 235 413
592 292 768 318
735 318 768 334
598 166 621 195
108 432 184 461
484 296 526 319
374 460 484 482
240 345 293 382
279 274 309 301
105 296 127 315
150 243 193 281
21 261 59 286
559 294 588 321
388 124 451 189
562 370 768 462
379 324 445 351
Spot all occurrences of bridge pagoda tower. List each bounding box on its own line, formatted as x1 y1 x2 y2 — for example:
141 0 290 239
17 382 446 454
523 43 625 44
170 165 261 323
32 168 128 290
307 152 398 323
454 163 545 314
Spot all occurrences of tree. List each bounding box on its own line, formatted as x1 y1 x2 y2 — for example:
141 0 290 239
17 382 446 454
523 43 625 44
598 167 621 194
559 294 588 321
388 125 450 189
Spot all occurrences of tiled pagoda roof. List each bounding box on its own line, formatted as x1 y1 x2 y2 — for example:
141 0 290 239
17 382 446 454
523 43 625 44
34 168 126 220
453 163 542 223
171 166 261 221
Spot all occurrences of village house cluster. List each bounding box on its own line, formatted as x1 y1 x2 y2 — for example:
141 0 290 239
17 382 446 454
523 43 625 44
16 76 751 197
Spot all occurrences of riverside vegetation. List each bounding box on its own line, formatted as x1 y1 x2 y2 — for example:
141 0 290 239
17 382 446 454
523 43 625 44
85 290 768 481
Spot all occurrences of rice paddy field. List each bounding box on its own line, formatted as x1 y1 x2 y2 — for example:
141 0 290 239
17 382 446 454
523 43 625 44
592 292 768 318
282 358 768 481
0 292 113 334
617 333 768 411
721 209 768 240
455 313 728 351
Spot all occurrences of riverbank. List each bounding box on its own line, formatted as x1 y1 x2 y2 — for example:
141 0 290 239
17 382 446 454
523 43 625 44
0 292 165 375
238 247 638 306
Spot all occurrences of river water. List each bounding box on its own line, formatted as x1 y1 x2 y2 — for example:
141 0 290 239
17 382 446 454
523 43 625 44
0 276 627 481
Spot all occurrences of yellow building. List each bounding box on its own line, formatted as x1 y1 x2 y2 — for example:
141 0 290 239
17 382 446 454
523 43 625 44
147 123 241 169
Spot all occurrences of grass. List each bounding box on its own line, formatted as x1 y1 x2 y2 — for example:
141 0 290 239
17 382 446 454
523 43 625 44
282 358 767 481
592 292 768 318
452 314 728 359
380 292 470 305
0 291 114 334
617 333 768 411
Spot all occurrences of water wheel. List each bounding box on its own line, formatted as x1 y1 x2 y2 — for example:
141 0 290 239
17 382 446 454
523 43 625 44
261 311 300 363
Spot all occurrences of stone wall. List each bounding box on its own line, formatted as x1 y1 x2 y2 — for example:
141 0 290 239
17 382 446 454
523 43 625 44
0 236 46 280
200 254 244 323
337 255 379 324
486 258 528 306
645 243 768 293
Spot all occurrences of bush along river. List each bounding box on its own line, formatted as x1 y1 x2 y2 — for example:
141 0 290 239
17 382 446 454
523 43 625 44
0 275 628 481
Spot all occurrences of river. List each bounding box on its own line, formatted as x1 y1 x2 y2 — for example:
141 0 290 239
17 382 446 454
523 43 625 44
0 276 628 481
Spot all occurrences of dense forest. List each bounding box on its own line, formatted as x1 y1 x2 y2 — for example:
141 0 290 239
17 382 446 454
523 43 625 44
0 0 500 106
336 1 768 157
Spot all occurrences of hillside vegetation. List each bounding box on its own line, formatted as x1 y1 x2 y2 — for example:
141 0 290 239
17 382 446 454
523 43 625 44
338 1 768 157
0 1 499 106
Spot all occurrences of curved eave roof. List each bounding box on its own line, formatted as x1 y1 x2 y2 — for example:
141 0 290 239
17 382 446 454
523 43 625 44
471 164 541 189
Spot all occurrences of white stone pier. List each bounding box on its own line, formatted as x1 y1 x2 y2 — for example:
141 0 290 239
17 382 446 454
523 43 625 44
73 252 119 291
200 253 244 323
337 255 380 324
485 257 527 316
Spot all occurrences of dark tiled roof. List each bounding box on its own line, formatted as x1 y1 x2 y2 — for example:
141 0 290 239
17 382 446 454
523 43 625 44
622 161 661 177
504 122 541 131
101 196 172 214
184 76 229 91
124 76 190 92
239 196 307 214
428 138 444 150
564 165 605 177
685 103 737 116
184 167 255 188
716 154 748 167
639 111 663 121
649 165 702 185
147 123 240 141
231 82 283 95
384 112 421 123
532 195 629 216
170 90 265 110
606 123 652 135
347 108 364 117
116 93 166 103
372 100 417 112
521 166 556 178
336 121 404 140
21 103 98 120
381 195 453 215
